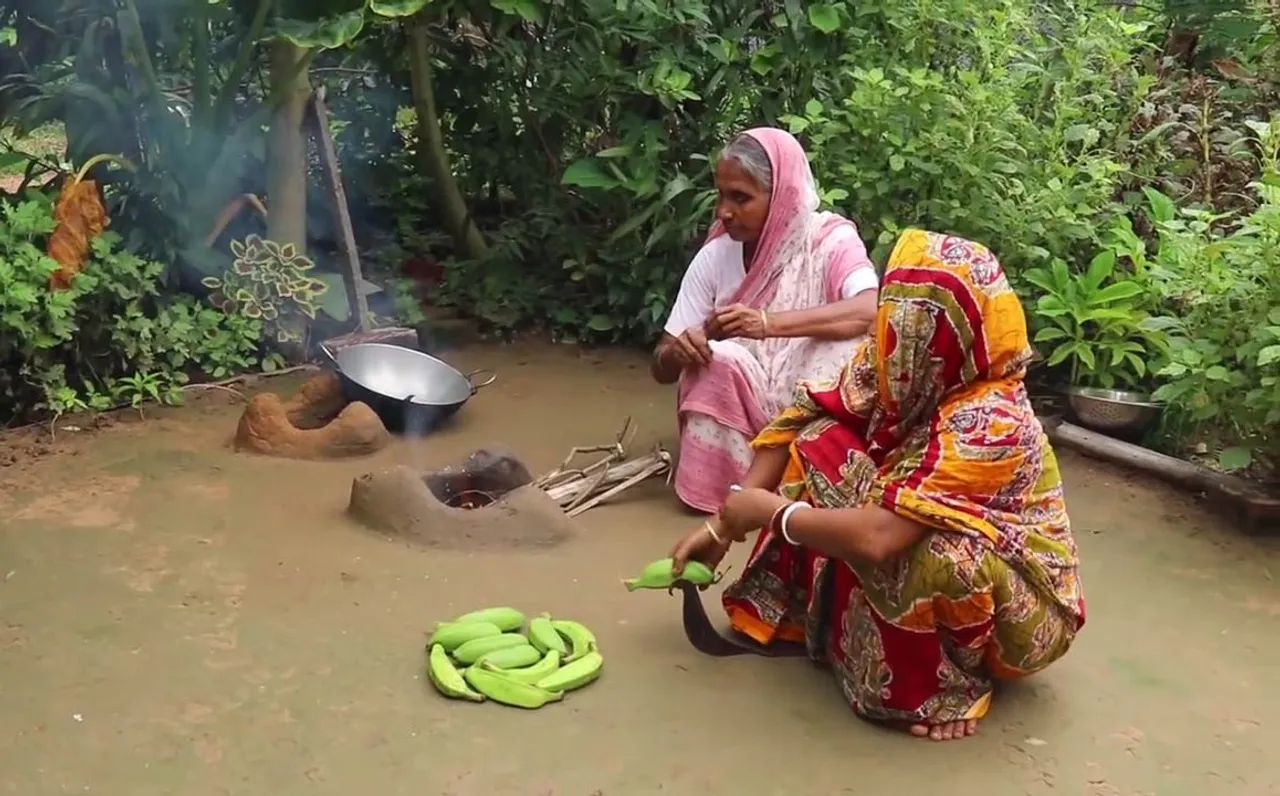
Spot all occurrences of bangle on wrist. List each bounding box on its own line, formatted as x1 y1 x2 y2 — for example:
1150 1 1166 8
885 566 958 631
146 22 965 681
760 309 769 335
703 520 723 543
779 501 811 546
768 502 789 538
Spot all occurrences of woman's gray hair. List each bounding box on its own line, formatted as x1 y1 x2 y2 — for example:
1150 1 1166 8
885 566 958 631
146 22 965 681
720 134 773 192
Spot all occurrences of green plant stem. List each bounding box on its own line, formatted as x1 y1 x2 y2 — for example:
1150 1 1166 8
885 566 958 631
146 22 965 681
406 15 488 260
265 40 313 250
192 0 211 125
118 0 161 100
213 0 275 127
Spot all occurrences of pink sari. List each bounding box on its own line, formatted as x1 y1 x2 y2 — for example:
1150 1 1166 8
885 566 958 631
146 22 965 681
674 128 875 512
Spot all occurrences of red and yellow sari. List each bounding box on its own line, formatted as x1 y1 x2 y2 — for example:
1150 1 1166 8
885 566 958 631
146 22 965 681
721 229 1086 726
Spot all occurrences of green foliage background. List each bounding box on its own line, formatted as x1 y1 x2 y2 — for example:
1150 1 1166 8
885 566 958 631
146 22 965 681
0 0 1277 473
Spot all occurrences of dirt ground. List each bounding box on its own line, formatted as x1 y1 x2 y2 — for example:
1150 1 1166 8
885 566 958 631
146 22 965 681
1 342 1278 796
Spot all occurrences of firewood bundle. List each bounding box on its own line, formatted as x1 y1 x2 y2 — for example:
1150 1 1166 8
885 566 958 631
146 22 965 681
534 418 671 517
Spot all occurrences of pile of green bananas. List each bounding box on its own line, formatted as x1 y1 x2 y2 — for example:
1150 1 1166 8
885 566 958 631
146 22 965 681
425 607 602 709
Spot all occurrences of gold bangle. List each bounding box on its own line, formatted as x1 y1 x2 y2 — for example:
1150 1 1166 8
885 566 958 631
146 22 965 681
703 520 723 543
760 309 769 335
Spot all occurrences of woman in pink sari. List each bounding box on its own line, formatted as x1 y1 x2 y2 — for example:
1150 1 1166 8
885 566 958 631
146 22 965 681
652 128 878 513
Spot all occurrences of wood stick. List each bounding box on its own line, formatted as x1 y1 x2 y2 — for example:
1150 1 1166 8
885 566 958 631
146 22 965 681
535 452 619 489
308 88 370 331
534 444 621 487
182 383 247 402
533 416 636 488
203 193 268 246
544 452 671 514
564 461 617 512
1046 420 1218 491
544 451 668 504
567 458 671 517
186 364 319 388
545 461 663 504
1047 419 1279 532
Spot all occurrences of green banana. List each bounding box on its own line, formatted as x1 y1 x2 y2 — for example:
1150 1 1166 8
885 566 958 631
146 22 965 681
485 650 560 685
623 558 717 591
536 650 603 693
551 619 597 663
427 644 485 702
427 621 502 651
451 607 526 632
527 613 568 656
473 643 541 670
452 633 529 664
464 665 563 709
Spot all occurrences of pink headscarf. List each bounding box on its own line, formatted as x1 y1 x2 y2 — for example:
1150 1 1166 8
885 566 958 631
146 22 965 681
706 127 868 318
678 128 874 433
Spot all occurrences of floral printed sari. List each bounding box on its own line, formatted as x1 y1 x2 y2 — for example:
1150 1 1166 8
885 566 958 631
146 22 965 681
721 229 1086 726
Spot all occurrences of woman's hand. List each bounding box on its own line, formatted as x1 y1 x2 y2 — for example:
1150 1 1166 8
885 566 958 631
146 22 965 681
702 313 726 341
715 304 768 340
673 326 713 368
719 487 789 541
670 522 733 576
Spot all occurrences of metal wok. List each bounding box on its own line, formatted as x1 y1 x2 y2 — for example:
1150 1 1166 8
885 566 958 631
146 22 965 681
319 342 496 435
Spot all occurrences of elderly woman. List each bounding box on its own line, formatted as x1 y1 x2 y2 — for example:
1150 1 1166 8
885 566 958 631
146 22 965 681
652 128 878 513
667 230 1086 741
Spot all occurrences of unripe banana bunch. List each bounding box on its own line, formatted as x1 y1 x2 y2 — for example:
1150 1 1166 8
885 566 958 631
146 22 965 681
426 607 602 709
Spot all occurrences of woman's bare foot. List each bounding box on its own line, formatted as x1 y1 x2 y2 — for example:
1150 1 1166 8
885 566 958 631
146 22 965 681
909 719 979 741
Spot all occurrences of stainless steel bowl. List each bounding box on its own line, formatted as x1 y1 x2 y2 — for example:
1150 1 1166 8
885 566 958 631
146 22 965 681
1065 386 1163 434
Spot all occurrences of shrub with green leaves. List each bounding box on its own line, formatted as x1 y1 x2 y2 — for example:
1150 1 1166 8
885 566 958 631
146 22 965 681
403 0 1156 343
1129 172 1280 470
202 234 329 345
1024 251 1166 389
0 193 264 423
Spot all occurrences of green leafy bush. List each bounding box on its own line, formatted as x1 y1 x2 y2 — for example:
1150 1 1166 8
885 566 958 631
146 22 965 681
1024 251 1166 389
202 234 330 345
789 7 1152 272
0 193 263 422
395 0 1155 342
1129 167 1280 469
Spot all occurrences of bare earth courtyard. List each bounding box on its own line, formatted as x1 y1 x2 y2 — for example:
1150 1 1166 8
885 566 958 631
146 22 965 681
1 342 1277 796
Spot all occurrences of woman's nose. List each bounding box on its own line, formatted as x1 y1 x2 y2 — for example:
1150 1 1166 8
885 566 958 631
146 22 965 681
716 203 733 223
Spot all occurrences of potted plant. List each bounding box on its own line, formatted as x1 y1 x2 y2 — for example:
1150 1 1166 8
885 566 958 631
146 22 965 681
1024 250 1167 436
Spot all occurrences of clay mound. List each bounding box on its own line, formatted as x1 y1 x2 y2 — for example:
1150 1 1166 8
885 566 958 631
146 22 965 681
235 372 391 459
348 448 574 550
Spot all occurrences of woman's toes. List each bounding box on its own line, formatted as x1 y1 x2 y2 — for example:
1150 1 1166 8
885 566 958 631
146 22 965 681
908 719 979 740
929 721 975 741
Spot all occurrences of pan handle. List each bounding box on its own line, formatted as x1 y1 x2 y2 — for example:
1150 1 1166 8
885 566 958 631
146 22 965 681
465 369 497 394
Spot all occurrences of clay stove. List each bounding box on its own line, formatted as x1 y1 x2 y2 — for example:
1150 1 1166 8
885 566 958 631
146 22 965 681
234 371 390 459
347 447 576 550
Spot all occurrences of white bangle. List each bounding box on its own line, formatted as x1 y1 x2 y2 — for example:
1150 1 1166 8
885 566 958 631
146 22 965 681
779 501 810 546
703 520 723 543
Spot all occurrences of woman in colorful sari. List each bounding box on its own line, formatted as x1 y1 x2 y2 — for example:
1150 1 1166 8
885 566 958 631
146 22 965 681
668 230 1086 741
651 128 878 514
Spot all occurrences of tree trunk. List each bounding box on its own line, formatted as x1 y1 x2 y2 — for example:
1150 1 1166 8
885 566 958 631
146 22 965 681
406 18 488 260
266 40 312 249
